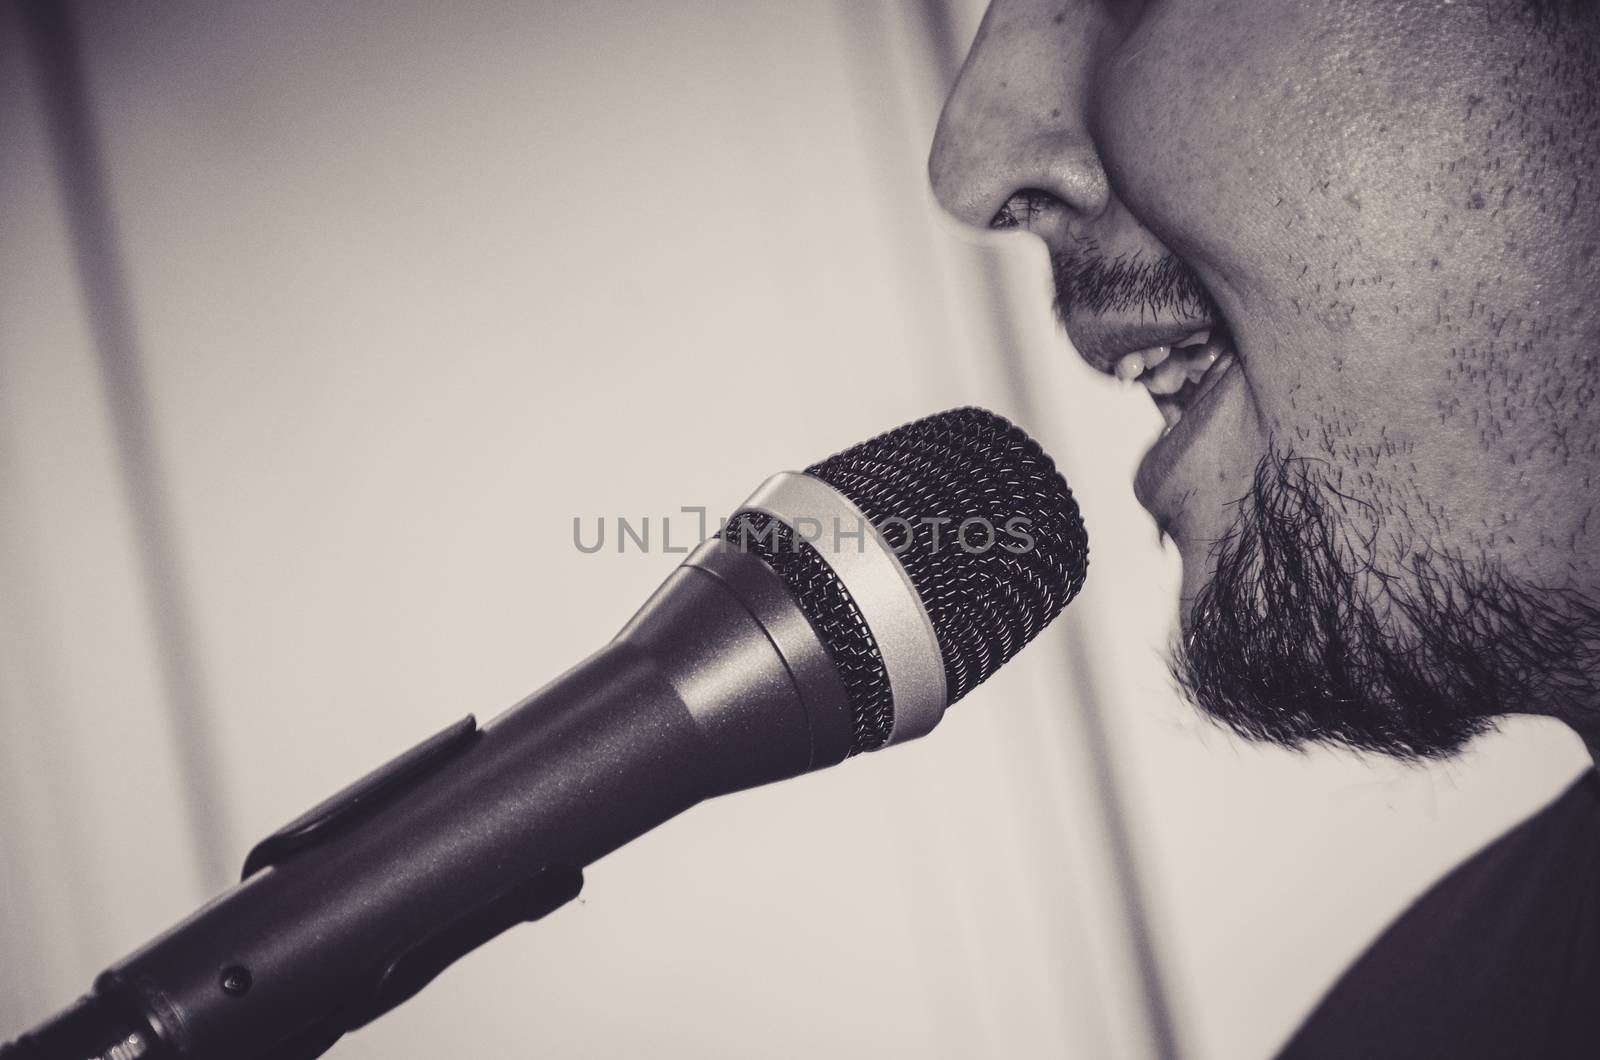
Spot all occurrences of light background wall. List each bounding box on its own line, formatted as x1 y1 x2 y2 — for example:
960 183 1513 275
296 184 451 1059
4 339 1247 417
0 2 1590 1058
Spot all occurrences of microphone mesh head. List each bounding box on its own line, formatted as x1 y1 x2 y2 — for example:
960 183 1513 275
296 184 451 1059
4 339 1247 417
808 407 1089 703
725 408 1088 752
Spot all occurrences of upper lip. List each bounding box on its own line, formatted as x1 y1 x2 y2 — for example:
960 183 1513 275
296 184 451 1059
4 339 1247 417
1065 316 1218 376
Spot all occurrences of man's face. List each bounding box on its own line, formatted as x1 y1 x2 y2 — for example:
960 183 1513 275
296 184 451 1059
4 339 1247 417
931 0 1600 756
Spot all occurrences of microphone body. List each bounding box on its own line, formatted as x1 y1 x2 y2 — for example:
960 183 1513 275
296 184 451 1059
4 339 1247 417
4 407 1089 1060
6 542 852 1060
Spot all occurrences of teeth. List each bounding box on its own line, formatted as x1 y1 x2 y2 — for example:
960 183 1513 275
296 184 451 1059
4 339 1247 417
1110 325 1230 438
1144 353 1189 395
1184 347 1220 383
1112 327 1226 406
1113 344 1171 381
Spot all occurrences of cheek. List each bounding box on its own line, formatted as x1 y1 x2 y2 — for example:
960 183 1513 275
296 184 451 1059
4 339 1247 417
1092 4 1320 266
1092 8 1361 427
1092 8 1438 438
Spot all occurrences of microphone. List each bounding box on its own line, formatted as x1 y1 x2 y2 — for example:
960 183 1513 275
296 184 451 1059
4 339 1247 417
3 407 1088 1060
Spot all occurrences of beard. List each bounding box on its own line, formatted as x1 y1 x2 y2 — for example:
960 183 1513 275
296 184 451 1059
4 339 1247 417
1173 450 1600 759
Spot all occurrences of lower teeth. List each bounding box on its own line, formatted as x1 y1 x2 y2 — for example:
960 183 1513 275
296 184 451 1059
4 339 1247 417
1184 348 1220 383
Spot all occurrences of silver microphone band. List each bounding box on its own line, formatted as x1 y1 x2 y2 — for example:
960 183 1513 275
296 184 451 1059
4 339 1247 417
738 471 947 745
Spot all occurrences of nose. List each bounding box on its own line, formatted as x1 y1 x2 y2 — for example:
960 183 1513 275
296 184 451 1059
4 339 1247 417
929 0 1111 232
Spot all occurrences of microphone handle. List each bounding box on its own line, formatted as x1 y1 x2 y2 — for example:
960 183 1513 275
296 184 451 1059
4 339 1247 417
2 542 853 1060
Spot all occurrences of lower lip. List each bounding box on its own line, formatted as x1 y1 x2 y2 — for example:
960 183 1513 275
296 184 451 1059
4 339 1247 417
1133 353 1239 515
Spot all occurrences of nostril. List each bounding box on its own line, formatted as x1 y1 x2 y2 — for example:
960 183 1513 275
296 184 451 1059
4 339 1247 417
991 188 1063 231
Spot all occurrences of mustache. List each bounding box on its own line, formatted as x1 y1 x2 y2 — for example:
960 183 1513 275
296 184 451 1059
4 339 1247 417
1051 245 1215 322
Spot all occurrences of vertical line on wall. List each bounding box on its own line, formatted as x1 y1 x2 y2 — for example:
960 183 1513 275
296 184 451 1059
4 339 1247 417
909 3 1183 1057
18 0 233 892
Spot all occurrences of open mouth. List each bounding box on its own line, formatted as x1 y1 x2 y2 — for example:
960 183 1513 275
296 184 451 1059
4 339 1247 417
1119 320 1242 514
1113 323 1238 434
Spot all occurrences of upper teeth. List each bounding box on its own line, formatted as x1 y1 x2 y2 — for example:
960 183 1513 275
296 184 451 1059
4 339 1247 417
1112 328 1215 391
1114 344 1167 380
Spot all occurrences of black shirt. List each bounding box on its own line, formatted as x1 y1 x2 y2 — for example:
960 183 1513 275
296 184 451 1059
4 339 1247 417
1279 769 1600 1059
